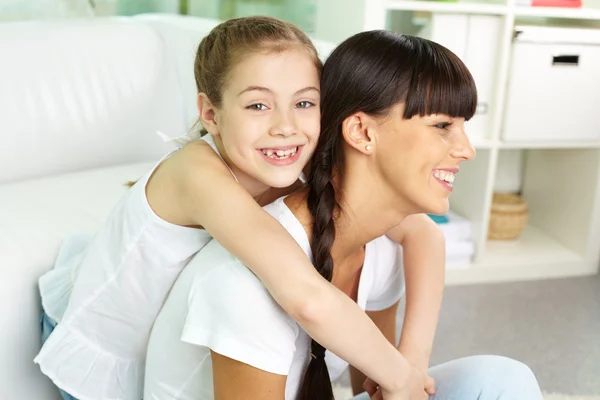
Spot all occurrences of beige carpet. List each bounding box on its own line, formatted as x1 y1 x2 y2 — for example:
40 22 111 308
332 385 600 400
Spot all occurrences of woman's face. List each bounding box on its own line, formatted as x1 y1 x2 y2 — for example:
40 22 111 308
374 103 476 215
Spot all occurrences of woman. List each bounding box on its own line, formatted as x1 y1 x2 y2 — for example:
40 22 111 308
144 30 543 400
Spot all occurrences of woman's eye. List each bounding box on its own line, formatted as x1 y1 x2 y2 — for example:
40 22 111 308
247 103 268 111
435 122 452 130
296 101 315 109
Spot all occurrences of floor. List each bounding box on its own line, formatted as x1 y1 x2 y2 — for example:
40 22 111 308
335 272 600 397
430 273 600 396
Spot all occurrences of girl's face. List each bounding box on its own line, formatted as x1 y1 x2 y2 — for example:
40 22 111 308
213 47 320 190
373 103 476 216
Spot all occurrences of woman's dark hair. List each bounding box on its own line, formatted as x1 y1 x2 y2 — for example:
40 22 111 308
298 31 477 400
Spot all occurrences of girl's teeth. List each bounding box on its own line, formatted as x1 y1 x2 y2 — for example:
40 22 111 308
262 147 298 159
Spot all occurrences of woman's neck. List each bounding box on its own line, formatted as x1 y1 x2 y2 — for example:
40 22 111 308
329 157 413 260
287 161 412 262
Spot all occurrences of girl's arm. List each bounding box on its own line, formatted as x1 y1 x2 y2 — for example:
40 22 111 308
178 150 410 396
349 302 400 395
351 302 435 399
386 214 446 372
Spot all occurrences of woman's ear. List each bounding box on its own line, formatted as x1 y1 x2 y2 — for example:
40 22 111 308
197 93 220 136
341 112 376 155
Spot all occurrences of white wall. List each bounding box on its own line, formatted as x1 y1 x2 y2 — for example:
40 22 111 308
314 0 365 43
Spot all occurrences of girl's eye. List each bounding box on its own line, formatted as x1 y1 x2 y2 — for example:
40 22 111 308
247 103 268 111
295 101 315 109
435 122 452 130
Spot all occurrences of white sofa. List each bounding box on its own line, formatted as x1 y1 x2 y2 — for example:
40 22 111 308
0 14 335 399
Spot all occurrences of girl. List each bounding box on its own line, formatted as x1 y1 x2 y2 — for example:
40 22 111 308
35 17 443 400
144 30 543 400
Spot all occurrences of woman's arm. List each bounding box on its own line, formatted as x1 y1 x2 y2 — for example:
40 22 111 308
212 351 286 400
177 150 410 395
386 214 445 371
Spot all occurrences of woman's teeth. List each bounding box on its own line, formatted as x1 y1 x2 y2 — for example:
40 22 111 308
261 147 298 159
433 170 455 184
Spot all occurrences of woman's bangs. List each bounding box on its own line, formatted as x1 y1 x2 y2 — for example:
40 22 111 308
403 43 478 120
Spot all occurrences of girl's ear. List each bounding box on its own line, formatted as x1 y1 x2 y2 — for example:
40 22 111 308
197 93 220 136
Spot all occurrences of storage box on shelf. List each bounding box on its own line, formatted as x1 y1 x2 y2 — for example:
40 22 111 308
516 0 582 7
318 0 600 284
488 192 528 240
502 25 600 143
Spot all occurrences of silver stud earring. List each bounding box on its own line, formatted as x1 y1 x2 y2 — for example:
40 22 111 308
365 145 372 151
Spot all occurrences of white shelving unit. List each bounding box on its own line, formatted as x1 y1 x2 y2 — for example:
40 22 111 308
316 0 600 285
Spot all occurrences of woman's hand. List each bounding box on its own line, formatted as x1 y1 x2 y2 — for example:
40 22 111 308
406 365 436 398
363 374 409 400
369 387 409 400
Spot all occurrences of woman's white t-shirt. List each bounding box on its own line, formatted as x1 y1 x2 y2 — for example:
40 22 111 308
34 137 224 400
144 196 405 400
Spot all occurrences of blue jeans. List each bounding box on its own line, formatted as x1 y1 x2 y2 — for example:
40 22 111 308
40 312 79 400
350 355 543 399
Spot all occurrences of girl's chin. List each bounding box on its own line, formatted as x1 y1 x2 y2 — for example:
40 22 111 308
261 172 303 189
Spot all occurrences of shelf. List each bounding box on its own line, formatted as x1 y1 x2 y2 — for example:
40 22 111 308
480 225 583 268
498 140 600 149
445 258 595 285
444 225 595 285
384 1 600 20
512 5 600 20
386 0 508 15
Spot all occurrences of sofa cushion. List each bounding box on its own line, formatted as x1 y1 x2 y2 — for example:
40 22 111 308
0 162 153 399
0 19 182 183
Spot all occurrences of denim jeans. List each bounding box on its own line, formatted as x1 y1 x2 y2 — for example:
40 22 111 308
40 312 79 400
350 355 543 400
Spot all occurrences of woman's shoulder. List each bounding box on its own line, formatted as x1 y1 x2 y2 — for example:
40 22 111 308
362 235 405 311
183 240 300 354
367 235 402 271
187 239 287 309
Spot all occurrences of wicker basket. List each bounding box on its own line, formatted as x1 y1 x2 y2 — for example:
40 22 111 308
488 192 528 240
